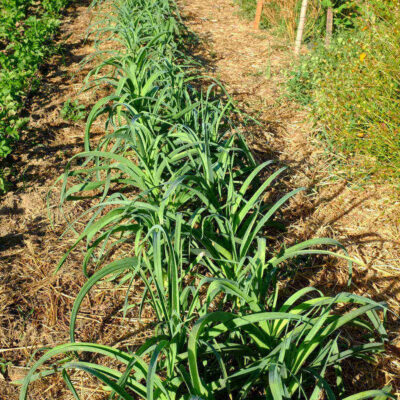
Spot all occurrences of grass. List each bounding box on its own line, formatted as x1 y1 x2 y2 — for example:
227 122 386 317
16 0 394 398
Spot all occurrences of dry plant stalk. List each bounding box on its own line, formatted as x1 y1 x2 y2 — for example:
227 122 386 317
260 0 321 43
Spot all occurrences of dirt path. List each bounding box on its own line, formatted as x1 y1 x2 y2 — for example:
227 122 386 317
179 0 400 393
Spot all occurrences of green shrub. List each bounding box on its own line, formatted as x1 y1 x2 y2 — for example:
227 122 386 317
287 1 400 182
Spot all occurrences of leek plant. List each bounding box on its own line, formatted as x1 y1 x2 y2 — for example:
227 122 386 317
21 0 393 399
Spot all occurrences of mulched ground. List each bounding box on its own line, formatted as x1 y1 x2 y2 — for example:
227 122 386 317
0 0 399 398
179 0 400 394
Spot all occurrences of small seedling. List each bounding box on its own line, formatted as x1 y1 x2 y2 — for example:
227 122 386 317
0 358 12 380
60 99 86 122
209 50 217 59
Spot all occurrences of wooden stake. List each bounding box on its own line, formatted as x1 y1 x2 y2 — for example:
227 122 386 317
325 6 333 47
294 0 309 55
254 0 264 30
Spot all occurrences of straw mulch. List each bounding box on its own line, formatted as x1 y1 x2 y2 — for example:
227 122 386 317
179 0 400 395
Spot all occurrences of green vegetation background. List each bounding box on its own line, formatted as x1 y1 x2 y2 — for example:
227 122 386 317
237 0 400 184
0 0 69 190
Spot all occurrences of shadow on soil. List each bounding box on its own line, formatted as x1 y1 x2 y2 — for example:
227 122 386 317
0 0 93 265
0 0 92 190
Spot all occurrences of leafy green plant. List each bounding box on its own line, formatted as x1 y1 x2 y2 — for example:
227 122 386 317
0 0 70 180
188 291 389 399
0 357 12 380
60 99 87 122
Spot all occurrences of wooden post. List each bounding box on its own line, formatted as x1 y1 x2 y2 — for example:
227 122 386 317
294 0 309 55
254 0 264 30
325 6 333 46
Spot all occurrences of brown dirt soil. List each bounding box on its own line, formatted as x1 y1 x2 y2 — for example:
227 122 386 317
179 0 400 395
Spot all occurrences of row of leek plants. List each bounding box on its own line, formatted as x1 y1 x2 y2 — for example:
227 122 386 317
20 0 393 398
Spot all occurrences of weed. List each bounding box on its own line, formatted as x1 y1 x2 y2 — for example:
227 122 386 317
60 99 87 122
209 49 218 59
0 358 11 380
